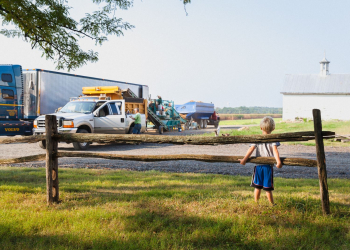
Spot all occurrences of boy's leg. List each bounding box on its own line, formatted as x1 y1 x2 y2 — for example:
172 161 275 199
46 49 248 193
254 188 261 202
266 191 274 205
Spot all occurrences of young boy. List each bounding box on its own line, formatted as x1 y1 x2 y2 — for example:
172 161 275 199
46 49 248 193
239 117 282 205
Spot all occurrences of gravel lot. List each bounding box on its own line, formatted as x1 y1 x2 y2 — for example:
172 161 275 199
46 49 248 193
1 126 349 179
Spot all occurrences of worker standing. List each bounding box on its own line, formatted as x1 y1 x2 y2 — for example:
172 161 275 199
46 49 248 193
129 108 142 134
157 95 163 111
157 95 163 105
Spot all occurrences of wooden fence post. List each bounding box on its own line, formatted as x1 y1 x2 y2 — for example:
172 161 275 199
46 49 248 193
313 109 330 214
45 115 59 204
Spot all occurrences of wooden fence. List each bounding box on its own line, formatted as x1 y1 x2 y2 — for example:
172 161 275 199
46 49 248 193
0 109 334 215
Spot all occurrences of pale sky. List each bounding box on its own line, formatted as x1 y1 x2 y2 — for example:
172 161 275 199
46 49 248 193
1 0 350 108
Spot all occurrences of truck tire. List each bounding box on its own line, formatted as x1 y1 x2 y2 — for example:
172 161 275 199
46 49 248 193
214 121 219 128
199 119 204 129
203 120 208 128
128 124 134 134
38 140 46 149
73 129 90 150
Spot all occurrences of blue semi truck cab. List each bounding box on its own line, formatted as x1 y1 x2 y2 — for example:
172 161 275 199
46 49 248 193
0 65 33 136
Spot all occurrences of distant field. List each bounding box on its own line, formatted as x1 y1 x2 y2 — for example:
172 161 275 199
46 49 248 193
0 167 349 249
219 118 282 126
210 120 350 147
219 114 282 120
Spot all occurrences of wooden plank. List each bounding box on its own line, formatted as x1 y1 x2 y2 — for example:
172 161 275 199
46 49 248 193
55 131 335 145
45 115 59 204
56 151 318 167
313 109 330 215
45 115 54 204
52 121 59 204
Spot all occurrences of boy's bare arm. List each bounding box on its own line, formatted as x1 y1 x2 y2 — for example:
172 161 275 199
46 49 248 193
239 146 255 165
273 145 282 168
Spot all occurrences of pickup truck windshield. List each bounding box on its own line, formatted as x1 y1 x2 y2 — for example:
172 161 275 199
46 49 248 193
59 102 96 113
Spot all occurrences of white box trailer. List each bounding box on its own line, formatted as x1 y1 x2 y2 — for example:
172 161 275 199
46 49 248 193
22 69 149 119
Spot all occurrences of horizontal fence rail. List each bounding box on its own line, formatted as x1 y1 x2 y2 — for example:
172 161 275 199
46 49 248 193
0 135 46 144
0 131 335 145
0 152 317 167
56 131 335 144
0 154 46 164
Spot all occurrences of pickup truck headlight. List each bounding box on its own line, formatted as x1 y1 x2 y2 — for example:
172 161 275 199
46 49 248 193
33 120 37 128
63 120 74 128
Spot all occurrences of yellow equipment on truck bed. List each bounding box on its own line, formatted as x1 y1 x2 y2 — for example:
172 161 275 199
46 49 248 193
82 86 148 116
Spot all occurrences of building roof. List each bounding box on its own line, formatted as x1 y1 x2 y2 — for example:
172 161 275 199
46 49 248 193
281 74 350 94
319 57 330 64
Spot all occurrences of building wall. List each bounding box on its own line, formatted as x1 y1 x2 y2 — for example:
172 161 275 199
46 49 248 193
283 94 350 120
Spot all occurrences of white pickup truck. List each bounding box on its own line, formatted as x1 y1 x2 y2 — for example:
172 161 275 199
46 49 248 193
33 98 146 150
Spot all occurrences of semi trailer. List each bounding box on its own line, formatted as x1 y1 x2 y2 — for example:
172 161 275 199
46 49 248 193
0 65 149 136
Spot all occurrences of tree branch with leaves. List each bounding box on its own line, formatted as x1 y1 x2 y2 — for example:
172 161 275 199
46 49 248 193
0 0 190 71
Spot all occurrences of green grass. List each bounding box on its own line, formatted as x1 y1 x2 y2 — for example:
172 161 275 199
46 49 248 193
0 167 349 249
211 120 350 147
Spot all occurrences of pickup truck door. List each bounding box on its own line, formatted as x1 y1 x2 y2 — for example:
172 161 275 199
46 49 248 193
94 101 125 134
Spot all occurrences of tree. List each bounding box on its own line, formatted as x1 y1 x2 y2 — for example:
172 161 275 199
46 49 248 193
0 0 191 71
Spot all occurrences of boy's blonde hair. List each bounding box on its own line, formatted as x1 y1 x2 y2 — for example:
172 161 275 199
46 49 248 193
260 116 275 133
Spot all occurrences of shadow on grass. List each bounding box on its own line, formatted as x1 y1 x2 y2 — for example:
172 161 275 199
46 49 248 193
0 168 350 249
121 200 350 249
1 198 348 250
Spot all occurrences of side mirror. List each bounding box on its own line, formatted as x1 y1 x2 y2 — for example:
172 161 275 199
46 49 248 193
93 110 98 117
55 107 62 113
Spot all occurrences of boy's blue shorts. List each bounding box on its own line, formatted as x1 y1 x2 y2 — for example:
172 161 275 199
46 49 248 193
250 165 274 191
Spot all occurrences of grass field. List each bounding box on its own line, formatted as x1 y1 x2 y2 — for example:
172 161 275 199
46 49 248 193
219 118 282 126
0 167 349 250
213 119 350 147
219 114 282 121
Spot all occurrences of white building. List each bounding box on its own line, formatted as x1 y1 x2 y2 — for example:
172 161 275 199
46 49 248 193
281 57 350 120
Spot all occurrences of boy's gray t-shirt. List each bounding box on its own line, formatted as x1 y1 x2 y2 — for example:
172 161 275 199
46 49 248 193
250 142 280 157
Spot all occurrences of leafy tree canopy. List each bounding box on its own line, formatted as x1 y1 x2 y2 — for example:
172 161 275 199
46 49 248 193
0 0 191 71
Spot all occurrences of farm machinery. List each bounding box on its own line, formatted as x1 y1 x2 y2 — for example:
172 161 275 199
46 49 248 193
147 97 187 134
175 101 220 129
147 96 220 134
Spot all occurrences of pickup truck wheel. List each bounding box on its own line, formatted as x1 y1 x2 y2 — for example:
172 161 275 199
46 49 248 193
73 129 90 150
128 125 134 134
38 140 46 149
